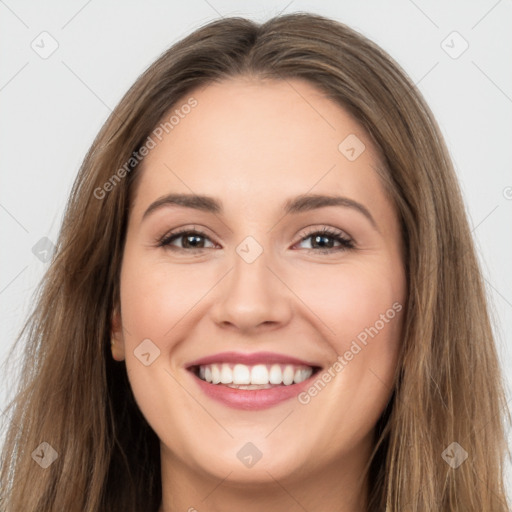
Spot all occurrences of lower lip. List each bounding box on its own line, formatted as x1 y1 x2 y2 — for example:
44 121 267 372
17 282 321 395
189 370 318 410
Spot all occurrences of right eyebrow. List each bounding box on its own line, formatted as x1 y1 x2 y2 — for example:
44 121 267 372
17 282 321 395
142 193 221 221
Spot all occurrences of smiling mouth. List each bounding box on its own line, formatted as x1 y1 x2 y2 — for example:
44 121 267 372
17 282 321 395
189 363 322 389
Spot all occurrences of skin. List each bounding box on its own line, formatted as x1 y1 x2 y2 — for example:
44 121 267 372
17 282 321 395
111 76 407 512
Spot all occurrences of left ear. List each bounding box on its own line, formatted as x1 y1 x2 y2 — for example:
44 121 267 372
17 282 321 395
110 305 126 361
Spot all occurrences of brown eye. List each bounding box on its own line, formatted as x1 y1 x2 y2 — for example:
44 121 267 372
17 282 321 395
159 229 215 250
295 227 354 254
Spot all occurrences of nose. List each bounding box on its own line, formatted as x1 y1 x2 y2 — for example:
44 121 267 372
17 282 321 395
209 246 293 334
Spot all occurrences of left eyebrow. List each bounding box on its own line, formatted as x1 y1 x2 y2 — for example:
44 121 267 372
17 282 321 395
283 193 378 231
141 192 379 231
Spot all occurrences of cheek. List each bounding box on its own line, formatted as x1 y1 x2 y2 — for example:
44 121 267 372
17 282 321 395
292 259 405 348
118 248 201 433
292 259 405 418
119 250 210 343
293 260 405 442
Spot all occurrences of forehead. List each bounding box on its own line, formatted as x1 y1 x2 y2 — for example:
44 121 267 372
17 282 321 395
132 77 389 220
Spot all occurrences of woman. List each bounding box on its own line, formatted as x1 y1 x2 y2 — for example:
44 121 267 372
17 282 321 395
1 12 510 511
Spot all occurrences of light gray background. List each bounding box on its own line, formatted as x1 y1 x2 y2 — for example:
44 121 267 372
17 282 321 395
1 0 511 501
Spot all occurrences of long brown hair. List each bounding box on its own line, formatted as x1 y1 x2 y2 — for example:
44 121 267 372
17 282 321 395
1 12 510 511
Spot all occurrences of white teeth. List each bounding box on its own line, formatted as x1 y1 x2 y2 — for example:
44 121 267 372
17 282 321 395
220 363 232 384
251 364 269 384
295 368 313 383
196 363 314 386
211 365 221 384
232 364 250 384
282 365 295 385
269 364 282 384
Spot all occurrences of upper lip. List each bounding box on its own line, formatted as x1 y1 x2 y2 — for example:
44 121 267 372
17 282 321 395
185 351 322 369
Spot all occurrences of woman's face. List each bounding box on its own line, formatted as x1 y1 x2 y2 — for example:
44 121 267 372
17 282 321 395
113 77 406 504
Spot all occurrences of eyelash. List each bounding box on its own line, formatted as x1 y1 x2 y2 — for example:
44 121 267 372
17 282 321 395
157 226 355 255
